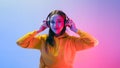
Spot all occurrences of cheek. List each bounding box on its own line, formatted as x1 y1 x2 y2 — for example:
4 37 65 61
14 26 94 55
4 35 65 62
50 23 53 28
59 23 64 28
50 24 56 32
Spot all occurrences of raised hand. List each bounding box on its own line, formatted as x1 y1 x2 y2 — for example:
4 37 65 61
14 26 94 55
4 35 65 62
65 19 78 33
37 20 49 33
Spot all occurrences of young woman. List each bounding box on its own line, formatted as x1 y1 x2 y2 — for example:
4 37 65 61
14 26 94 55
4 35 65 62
16 10 98 68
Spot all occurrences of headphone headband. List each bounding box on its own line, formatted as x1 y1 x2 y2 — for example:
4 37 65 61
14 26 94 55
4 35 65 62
46 10 69 27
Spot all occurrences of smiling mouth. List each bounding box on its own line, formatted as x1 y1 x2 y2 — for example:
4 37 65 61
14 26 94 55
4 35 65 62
54 28 59 30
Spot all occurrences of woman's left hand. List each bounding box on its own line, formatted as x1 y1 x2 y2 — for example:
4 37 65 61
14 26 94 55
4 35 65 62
65 19 78 33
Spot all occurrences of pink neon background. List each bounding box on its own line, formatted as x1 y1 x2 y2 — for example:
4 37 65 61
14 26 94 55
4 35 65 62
0 0 120 68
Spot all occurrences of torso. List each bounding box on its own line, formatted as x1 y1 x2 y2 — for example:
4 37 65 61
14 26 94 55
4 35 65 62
40 35 76 68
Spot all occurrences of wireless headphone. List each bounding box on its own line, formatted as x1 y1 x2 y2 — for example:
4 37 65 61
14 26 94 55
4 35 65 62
46 10 69 27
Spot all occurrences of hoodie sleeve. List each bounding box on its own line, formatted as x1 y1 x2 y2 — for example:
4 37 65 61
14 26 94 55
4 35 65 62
72 30 98 51
16 31 43 50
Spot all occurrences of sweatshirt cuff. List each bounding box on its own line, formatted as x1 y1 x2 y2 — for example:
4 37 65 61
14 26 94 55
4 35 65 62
32 30 38 36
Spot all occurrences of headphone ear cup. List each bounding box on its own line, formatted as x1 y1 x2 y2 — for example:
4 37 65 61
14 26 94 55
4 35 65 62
66 19 69 23
65 17 69 26
66 16 69 23
65 20 67 27
46 20 50 27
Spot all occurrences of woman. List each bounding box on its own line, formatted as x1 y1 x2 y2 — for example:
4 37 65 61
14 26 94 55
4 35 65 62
16 10 98 68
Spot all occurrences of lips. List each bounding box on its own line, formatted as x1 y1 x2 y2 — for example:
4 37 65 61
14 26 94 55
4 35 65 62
54 28 59 30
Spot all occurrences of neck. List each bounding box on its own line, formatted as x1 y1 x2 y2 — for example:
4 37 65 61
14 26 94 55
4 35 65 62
55 33 63 37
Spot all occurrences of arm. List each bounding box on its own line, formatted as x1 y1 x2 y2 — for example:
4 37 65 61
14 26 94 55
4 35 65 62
66 19 98 51
16 31 42 49
73 30 98 51
16 20 48 49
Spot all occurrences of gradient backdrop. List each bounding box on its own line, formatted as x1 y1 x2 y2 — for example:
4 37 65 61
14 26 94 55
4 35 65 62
0 0 120 68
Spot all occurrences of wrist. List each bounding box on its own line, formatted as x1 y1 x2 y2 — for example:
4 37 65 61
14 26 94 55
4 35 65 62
31 30 38 36
36 30 41 34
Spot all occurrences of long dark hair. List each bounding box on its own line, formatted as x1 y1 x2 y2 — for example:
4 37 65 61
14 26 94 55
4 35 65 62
46 10 68 47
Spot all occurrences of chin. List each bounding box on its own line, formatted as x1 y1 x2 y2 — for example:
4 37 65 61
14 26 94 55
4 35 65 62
55 32 60 35
54 31 61 35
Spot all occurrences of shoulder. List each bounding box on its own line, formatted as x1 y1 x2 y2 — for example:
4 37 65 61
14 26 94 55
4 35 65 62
66 34 78 39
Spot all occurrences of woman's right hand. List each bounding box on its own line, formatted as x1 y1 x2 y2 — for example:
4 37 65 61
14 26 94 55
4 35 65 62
37 20 49 33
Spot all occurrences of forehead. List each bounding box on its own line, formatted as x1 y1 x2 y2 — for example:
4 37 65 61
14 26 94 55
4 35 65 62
50 14 64 21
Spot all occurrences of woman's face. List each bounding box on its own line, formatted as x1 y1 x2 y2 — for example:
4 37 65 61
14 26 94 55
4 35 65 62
50 14 65 35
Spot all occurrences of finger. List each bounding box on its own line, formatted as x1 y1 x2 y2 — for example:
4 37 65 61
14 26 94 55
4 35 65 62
65 23 71 27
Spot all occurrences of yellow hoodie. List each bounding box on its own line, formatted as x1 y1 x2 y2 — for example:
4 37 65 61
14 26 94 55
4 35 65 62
16 30 98 68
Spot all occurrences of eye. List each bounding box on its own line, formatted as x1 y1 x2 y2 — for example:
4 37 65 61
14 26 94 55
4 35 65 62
50 20 55 24
58 21 62 23
57 20 64 23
